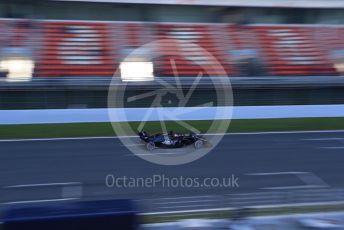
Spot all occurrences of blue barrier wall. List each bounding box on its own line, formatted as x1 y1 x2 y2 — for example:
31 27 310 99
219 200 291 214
1 105 344 125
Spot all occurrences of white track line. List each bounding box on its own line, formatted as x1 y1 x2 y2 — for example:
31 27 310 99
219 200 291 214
319 146 344 149
159 204 211 209
247 172 328 190
142 207 234 216
219 130 344 135
0 136 117 142
141 201 344 216
4 182 82 189
121 143 145 147
261 185 329 190
148 195 217 201
303 138 344 141
246 172 308 176
1 129 344 142
125 153 155 156
155 199 217 205
2 198 79 205
126 152 185 156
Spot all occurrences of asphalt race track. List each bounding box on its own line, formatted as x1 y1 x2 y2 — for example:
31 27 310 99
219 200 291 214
1 131 344 209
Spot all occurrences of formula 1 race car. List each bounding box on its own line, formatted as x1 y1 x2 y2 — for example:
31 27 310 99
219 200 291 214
138 131 206 151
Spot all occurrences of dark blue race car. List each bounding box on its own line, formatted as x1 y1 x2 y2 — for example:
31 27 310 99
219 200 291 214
138 131 205 151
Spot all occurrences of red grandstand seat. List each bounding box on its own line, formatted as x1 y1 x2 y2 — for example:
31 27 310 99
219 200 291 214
252 25 338 76
34 21 116 77
1 18 343 78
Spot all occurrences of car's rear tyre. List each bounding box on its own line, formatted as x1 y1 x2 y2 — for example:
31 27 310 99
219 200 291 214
146 142 155 151
194 140 203 149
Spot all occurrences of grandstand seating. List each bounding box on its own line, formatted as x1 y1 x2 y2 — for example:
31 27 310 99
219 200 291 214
0 19 343 77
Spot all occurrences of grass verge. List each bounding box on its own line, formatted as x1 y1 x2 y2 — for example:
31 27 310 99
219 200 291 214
1 117 344 139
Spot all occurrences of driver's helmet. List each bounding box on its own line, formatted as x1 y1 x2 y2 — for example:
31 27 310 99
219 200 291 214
168 131 174 137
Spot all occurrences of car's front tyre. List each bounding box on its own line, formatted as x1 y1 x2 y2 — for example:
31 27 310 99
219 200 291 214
194 140 203 149
146 142 155 151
